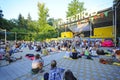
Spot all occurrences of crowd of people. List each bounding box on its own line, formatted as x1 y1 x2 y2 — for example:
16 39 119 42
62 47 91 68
28 38 120 80
0 37 120 80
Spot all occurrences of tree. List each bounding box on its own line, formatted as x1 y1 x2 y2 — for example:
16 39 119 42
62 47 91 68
0 18 17 31
47 18 62 28
66 0 86 17
47 18 54 26
37 2 59 40
114 0 119 3
18 14 24 26
37 2 49 27
27 13 32 21
0 9 4 18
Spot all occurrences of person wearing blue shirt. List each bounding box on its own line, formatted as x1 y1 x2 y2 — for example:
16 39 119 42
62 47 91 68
49 60 65 80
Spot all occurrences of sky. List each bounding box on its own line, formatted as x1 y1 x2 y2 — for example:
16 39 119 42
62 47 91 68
0 0 113 21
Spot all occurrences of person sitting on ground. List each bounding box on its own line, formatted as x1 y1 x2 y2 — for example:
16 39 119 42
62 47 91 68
70 47 78 59
81 47 86 56
64 48 71 58
64 69 77 80
114 50 120 62
32 54 44 74
84 46 93 60
70 47 81 59
36 45 41 52
5 52 22 63
99 50 120 65
49 60 65 80
90 47 98 57
42 47 49 56
0 47 6 60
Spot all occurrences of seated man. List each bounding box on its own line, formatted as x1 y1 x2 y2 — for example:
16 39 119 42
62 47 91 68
49 60 65 80
32 54 44 74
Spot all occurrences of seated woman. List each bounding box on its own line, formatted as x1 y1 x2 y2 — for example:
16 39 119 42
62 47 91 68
70 48 78 59
32 54 44 74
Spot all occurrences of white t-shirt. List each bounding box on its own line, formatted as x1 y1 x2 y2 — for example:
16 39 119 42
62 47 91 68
32 59 43 69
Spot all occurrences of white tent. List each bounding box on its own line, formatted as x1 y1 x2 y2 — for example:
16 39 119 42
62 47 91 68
69 22 91 33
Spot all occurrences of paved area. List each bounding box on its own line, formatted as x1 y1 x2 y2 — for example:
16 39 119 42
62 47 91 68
0 47 120 80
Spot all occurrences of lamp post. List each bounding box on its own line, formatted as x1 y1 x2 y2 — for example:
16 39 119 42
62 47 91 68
4 29 6 45
15 32 17 41
0 29 7 45
113 1 120 47
114 6 117 47
89 21 92 37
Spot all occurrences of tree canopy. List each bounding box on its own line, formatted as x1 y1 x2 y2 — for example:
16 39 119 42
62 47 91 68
66 0 86 17
0 2 58 41
0 1 85 41
38 2 49 28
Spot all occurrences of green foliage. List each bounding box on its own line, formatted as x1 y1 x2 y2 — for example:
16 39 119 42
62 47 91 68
47 18 54 26
36 24 57 41
27 13 32 21
0 18 16 31
38 2 49 27
66 0 86 17
0 3 60 41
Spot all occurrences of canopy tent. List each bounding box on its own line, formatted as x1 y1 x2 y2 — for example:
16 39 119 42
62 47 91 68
68 22 91 33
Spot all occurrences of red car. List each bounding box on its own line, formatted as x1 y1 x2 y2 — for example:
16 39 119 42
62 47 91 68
101 40 114 47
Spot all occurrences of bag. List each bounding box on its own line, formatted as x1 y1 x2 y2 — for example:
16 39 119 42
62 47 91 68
25 54 34 57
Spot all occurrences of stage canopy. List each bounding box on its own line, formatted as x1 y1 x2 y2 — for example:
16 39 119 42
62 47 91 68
69 22 91 33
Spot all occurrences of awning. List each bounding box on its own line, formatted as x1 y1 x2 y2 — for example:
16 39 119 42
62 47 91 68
69 22 91 33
